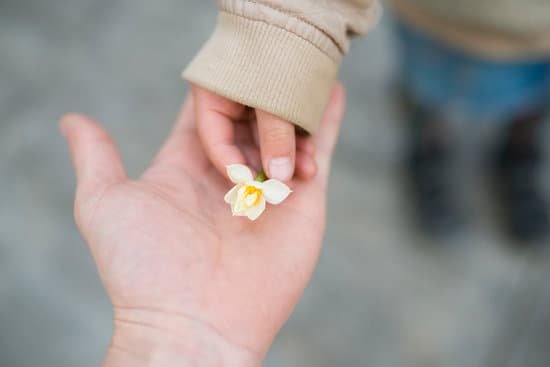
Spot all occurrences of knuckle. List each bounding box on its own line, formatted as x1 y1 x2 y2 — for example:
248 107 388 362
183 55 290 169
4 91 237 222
262 123 294 146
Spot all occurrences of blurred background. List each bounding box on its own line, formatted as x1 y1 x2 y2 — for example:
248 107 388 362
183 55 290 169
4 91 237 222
2 0 550 366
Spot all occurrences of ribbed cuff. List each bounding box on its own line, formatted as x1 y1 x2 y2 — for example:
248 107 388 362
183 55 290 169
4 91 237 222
182 11 340 134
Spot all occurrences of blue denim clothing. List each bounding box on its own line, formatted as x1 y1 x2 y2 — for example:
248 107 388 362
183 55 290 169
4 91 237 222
396 23 550 123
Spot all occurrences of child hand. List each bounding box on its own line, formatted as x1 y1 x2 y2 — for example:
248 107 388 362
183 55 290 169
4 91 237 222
61 84 345 366
192 85 318 182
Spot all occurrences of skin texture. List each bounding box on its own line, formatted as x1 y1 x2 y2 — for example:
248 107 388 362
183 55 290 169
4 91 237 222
61 84 345 366
193 85 318 182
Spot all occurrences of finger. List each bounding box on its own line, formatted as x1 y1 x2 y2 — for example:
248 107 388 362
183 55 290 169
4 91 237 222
250 119 260 147
60 114 126 195
256 110 296 181
314 82 346 177
193 86 247 176
238 143 262 172
233 121 256 145
297 136 315 156
295 150 317 179
295 139 317 180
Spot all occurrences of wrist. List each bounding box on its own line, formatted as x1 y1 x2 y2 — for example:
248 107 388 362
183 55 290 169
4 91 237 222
104 307 261 367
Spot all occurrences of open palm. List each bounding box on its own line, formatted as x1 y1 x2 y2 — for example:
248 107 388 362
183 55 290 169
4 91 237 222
62 85 345 365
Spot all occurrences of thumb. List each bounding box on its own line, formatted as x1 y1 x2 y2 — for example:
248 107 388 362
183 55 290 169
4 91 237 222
60 114 126 196
314 82 346 178
256 110 296 181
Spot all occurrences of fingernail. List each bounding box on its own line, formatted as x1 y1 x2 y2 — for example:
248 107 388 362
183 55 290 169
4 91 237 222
269 157 292 181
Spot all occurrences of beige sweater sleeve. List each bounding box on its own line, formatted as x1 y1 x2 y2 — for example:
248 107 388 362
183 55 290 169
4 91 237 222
182 0 381 133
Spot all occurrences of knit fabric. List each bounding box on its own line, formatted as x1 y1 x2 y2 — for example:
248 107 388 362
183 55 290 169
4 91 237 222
183 0 380 133
184 0 550 133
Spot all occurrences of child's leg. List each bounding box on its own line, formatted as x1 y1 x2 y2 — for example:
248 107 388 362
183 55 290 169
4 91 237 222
395 21 550 241
495 106 549 242
396 22 467 235
405 105 463 235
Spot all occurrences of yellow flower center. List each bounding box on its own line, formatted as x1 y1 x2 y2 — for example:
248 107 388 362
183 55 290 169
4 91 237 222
238 185 263 209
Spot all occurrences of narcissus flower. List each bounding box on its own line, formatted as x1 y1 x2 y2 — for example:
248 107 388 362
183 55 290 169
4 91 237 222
224 164 292 221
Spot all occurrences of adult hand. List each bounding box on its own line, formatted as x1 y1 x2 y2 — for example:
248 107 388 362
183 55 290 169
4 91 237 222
61 84 345 366
192 85 318 182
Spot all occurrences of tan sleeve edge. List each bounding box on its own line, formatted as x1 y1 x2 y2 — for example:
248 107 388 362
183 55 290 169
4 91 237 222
182 11 339 134
391 0 550 60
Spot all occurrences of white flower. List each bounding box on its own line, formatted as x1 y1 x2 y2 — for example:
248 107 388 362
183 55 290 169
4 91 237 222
224 164 292 221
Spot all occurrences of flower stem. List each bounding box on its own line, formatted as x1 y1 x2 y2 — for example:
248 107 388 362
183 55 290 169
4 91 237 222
255 170 267 182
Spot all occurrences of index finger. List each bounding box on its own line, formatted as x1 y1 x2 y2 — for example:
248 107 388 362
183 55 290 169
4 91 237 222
193 86 248 176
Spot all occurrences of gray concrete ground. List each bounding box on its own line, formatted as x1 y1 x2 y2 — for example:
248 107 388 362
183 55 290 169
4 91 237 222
2 0 550 366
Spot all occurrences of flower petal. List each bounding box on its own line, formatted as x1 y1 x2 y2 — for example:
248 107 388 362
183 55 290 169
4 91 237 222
246 197 266 221
224 184 241 204
261 179 292 205
226 164 253 184
231 201 246 216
